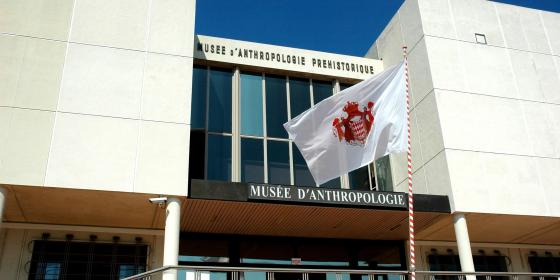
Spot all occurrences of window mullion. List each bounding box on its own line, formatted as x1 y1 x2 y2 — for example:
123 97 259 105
204 66 210 180
286 76 294 185
262 73 268 184
232 67 241 182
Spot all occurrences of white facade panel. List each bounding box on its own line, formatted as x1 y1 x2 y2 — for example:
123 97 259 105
399 0 424 49
407 38 433 107
424 36 467 92
509 49 549 102
0 35 26 107
45 113 139 192
423 150 453 200
0 108 54 186
417 0 456 39
0 0 74 41
148 0 197 56
536 157 560 216
415 91 444 163
70 0 150 51
437 90 533 156
374 17 405 67
59 43 145 119
142 54 193 124
496 3 530 51
542 10 560 56
0 35 66 111
447 149 549 216
134 121 190 196
448 0 504 46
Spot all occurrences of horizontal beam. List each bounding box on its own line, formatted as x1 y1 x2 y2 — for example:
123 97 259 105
3 222 164 236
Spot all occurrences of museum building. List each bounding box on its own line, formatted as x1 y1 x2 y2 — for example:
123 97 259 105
0 0 559 279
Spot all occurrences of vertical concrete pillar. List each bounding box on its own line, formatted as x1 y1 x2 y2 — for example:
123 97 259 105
0 187 6 229
453 213 475 279
163 197 181 280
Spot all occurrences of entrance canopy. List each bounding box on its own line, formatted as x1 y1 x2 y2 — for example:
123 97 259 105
184 180 450 240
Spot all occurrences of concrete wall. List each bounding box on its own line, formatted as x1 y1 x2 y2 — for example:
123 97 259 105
370 0 560 216
0 227 163 279
0 0 196 196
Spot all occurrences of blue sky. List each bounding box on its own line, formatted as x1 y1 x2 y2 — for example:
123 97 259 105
195 0 560 57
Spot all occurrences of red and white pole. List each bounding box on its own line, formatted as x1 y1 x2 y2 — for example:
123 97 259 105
403 46 415 280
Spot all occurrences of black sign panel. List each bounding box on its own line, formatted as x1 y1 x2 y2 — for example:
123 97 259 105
248 184 407 209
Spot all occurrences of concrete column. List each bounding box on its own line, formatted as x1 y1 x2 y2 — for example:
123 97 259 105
0 187 6 229
163 197 181 280
453 213 475 279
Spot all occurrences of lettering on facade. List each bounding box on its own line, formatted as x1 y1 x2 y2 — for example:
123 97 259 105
248 184 407 208
195 38 378 76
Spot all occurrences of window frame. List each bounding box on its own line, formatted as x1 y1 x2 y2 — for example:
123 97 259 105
192 64 389 190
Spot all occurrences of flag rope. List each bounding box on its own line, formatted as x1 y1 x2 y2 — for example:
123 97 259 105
403 46 415 280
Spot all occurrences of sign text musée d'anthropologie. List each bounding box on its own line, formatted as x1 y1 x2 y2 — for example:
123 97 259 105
248 184 407 208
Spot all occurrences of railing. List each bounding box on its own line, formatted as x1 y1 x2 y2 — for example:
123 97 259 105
121 265 560 280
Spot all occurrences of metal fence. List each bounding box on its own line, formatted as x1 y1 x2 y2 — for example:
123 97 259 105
121 265 560 280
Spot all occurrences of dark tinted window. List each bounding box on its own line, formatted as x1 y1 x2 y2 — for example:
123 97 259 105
191 66 207 129
267 140 290 185
29 240 147 280
289 77 311 118
293 146 315 186
208 68 232 133
207 135 232 181
265 75 288 138
241 138 264 183
312 80 332 104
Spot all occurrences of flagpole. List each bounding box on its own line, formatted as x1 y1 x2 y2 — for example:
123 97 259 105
403 46 415 280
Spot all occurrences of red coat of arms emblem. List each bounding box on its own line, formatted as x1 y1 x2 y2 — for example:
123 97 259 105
332 101 375 146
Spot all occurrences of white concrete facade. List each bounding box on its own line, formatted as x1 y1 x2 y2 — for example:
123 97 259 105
0 0 195 278
369 0 560 217
0 0 196 196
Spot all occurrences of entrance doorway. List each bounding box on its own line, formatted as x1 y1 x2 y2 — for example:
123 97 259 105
178 233 406 280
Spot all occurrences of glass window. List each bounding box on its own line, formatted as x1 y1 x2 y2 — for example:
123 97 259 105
179 238 229 263
207 135 232 181
289 77 311 118
428 254 509 280
189 130 206 180
312 80 333 104
241 138 264 183
243 272 267 280
340 83 354 92
208 68 232 133
28 240 147 280
240 240 293 265
191 66 207 129
349 166 371 191
320 177 341 188
43 263 61 280
267 140 290 185
240 73 263 136
266 75 288 138
375 155 393 191
299 241 350 266
474 255 508 280
293 146 316 186
529 255 560 280
428 254 461 273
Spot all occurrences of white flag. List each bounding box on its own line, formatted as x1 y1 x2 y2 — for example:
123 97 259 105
283 62 406 185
